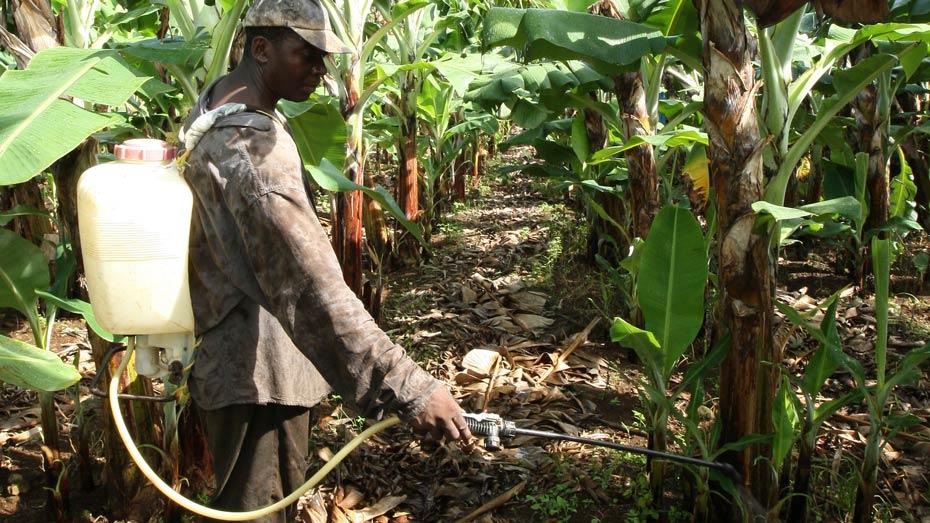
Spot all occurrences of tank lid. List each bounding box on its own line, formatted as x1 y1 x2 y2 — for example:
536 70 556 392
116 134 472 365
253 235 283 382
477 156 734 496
114 139 177 162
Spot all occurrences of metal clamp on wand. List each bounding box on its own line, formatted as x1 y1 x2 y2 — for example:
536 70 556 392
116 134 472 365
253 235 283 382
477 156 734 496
463 412 514 451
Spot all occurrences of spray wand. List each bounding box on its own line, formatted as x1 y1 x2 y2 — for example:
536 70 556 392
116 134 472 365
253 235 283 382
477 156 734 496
463 412 742 485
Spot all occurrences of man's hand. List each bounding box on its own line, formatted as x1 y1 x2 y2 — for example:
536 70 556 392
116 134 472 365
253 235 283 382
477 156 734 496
409 386 472 443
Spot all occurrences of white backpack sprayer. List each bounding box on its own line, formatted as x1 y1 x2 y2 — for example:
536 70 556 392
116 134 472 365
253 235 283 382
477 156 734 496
79 136 747 521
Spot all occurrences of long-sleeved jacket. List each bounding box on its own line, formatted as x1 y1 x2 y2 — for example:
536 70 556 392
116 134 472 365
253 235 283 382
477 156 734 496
182 85 440 419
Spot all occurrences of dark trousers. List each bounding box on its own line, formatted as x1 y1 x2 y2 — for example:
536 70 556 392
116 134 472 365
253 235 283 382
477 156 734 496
198 403 311 523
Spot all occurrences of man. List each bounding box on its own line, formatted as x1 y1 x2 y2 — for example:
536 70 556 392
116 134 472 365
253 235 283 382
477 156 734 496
180 1 471 520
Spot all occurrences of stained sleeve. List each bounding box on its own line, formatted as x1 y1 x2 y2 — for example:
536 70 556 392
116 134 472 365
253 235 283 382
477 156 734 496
214 130 441 420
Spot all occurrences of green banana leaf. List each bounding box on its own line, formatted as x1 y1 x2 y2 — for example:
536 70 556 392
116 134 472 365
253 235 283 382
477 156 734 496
801 293 843 394
483 8 668 74
588 129 707 164
0 205 50 227
307 159 427 249
466 61 609 108
0 334 81 392
638 205 708 377
609 317 662 372
570 113 589 163
0 229 49 319
765 52 901 205
34 291 123 343
772 377 799 470
891 148 918 218
0 47 148 186
643 0 701 67
755 196 864 246
282 99 348 172
117 36 209 68
431 53 486 96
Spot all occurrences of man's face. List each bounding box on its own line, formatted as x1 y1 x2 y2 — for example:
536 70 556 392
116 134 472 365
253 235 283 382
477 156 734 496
264 33 328 102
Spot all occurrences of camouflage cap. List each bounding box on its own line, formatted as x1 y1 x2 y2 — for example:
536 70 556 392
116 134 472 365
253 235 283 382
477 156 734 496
243 0 352 54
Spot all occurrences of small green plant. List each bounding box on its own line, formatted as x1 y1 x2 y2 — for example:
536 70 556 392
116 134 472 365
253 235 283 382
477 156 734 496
525 482 579 522
610 205 710 513
774 290 864 522
435 220 464 239
620 473 658 523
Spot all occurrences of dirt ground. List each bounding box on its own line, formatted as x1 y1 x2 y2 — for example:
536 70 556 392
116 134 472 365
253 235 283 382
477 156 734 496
2 166 929 522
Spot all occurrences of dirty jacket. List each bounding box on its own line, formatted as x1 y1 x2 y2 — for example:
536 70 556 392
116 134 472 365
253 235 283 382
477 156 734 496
182 83 440 419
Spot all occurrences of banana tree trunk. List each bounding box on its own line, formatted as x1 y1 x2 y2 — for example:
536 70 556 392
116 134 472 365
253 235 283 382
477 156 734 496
11 0 58 52
334 62 365 297
807 144 825 204
362 166 389 322
52 140 97 492
38 390 67 522
6 179 53 245
649 408 668 520
363 167 391 270
698 0 777 509
89 336 162 520
854 83 888 233
787 432 814 522
614 72 658 241
583 102 629 264
470 133 483 190
395 78 420 266
852 423 882 523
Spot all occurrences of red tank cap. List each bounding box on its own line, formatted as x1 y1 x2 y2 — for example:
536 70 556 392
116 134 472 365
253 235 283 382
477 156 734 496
114 139 177 162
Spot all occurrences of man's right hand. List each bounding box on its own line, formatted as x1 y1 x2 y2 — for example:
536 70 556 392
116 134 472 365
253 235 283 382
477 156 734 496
409 386 472 443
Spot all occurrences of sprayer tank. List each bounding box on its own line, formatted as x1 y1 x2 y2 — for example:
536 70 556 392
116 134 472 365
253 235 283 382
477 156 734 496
77 139 194 335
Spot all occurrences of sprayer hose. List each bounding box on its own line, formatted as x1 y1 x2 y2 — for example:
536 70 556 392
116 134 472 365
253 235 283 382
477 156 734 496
108 339 400 521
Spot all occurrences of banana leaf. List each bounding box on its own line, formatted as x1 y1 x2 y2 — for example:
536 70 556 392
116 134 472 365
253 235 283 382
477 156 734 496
482 8 668 74
638 205 708 377
307 159 427 249
0 334 81 392
0 47 148 186
0 229 49 319
282 99 348 172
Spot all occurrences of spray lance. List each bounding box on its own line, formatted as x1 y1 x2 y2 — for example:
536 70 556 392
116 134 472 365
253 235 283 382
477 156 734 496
462 412 742 484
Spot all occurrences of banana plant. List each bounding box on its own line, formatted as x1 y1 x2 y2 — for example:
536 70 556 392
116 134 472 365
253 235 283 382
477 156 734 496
763 23 930 205
0 230 82 392
417 75 484 239
852 238 928 522
772 237 930 521
0 225 123 520
609 204 708 514
601 0 702 240
114 0 247 105
371 0 470 264
483 5 673 241
773 291 864 522
319 0 430 295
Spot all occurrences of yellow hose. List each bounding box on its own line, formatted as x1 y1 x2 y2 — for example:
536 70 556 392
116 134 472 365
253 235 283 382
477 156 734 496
108 339 401 520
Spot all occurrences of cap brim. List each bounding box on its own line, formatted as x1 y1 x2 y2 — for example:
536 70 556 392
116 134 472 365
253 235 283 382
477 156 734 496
293 28 353 54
